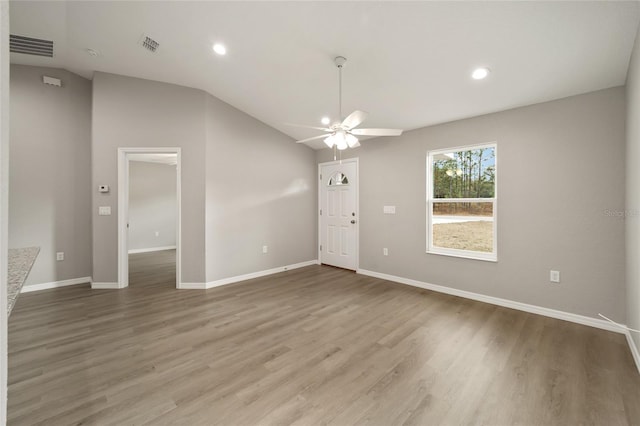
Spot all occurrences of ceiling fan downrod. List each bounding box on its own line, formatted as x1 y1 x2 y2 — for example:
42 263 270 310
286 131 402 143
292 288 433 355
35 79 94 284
335 56 347 122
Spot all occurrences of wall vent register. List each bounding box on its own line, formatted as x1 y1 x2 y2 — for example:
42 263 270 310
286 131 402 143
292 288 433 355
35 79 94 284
10 34 53 57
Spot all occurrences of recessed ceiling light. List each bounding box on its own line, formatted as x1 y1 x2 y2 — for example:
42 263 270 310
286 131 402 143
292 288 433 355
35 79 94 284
212 43 227 55
321 117 330 125
472 67 490 80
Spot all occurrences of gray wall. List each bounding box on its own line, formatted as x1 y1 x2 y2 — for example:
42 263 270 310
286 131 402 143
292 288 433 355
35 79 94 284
128 161 176 252
9 65 92 286
626 26 640 351
318 87 626 321
205 94 316 282
92 72 206 284
92 72 317 285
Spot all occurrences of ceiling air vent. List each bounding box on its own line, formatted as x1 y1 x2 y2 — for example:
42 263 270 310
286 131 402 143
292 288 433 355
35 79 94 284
140 35 159 53
10 34 54 57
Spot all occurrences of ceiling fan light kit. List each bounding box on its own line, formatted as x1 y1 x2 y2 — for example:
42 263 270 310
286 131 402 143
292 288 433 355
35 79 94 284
323 129 360 150
291 56 404 151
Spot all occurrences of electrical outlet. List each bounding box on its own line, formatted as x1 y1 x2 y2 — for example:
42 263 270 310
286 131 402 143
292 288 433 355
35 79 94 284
550 270 560 283
383 248 388 256
262 245 268 254
56 252 64 261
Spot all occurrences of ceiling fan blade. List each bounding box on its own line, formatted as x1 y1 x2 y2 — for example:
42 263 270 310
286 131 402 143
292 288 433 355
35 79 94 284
295 134 328 144
341 110 369 130
351 128 404 136
285 123 331 132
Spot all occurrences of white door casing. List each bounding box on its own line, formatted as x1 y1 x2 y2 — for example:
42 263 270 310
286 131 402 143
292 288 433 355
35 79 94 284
117 147 182 289
319 159 358 270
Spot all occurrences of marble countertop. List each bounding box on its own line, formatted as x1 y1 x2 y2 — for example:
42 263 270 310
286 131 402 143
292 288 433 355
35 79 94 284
8 246 39 316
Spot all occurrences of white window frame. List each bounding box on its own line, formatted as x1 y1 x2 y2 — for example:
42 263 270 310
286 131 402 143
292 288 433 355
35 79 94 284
426 142 497 262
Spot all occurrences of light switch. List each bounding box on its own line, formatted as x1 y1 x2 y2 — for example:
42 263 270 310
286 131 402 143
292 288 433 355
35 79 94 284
383 206 396 214
98 206 111 216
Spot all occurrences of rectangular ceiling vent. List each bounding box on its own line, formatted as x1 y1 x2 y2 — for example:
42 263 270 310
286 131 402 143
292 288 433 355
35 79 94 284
140 35 159 53
10 34 54 57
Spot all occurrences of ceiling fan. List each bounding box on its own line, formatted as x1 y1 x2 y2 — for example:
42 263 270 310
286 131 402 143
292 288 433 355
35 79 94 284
290 56 403 150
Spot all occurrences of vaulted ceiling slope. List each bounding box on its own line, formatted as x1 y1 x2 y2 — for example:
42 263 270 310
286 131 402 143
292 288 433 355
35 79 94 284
9 1 640 149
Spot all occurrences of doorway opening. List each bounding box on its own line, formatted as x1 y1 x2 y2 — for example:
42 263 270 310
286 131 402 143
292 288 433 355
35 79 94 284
117 148 181 289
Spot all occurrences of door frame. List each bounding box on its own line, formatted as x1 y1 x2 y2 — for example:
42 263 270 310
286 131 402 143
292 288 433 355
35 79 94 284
117 147 182 289
318 157 359 270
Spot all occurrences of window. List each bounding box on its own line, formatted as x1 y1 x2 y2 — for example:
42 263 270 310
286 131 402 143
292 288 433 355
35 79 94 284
328 172 349 186
427 143 497 261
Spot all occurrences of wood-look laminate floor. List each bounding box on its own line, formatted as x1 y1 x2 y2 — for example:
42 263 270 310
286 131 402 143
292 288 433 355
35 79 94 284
8 257 640 425
128 249 176 288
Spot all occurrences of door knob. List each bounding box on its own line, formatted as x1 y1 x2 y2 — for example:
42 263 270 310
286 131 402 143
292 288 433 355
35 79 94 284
351 219 356 224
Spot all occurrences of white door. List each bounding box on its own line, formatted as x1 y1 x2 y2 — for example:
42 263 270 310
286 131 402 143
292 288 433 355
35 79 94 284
320 159 358 270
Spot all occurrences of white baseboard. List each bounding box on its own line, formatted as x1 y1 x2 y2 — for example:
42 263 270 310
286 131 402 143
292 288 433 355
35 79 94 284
91 282 120 290
626 332 640 375
93 260 318 291
128 245 176 254
357 269 627 335
178 282 206 290
198 260 318 290
21 276 92 293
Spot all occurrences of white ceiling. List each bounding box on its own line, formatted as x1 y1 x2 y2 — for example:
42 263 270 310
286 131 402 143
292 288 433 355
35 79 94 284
9 1 640 149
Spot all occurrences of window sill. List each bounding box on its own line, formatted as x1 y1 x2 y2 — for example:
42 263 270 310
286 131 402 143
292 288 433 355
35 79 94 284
427 249 497 262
